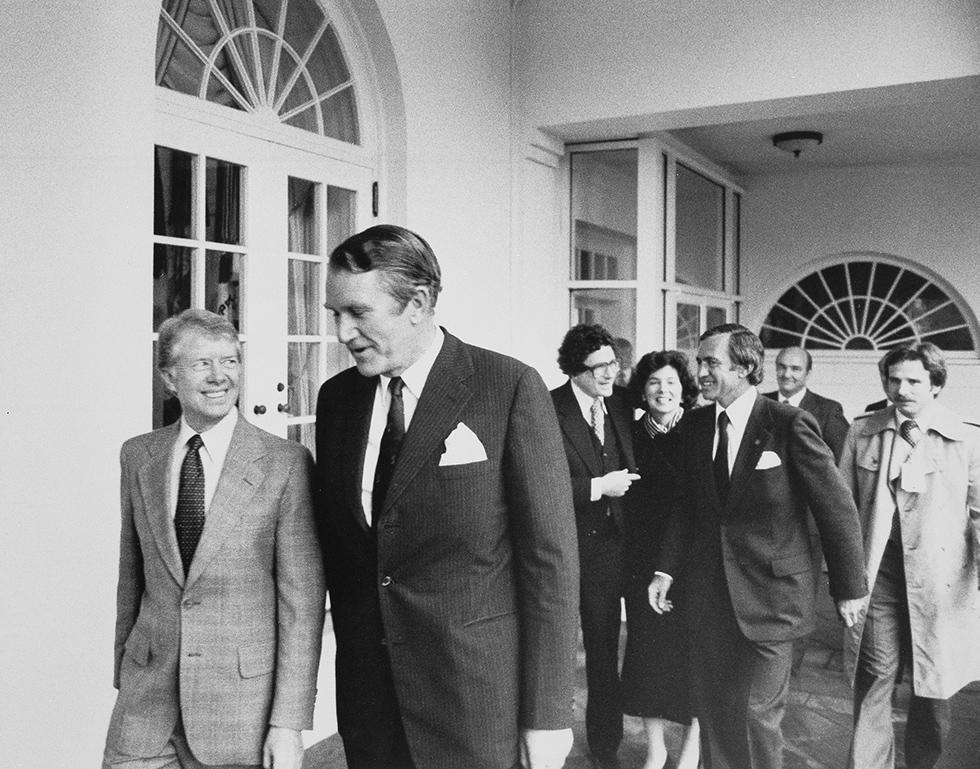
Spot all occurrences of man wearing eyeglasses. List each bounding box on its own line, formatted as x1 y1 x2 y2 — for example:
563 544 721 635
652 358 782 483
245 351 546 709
551 324 640 769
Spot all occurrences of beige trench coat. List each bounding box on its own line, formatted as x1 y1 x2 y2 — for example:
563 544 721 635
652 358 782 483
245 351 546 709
838 403 980 698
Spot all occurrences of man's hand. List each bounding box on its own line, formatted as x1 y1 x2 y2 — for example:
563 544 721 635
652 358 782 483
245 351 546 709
836 597 865 628
598 468 641 498
520 727 573 769
263 726 304 769
648 573 673 614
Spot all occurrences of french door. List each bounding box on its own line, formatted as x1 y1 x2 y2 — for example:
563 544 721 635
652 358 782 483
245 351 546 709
153 112 373 452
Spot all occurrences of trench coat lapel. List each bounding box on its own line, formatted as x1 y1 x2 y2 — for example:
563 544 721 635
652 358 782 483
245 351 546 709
185 417 263 588
137 422 184 586
380 332 474 517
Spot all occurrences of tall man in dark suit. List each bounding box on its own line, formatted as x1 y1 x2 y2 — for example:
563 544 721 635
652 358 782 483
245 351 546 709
550 324 640 769
103 309 326 769
649 324 867 769
315 225 580 769
764 346 850 461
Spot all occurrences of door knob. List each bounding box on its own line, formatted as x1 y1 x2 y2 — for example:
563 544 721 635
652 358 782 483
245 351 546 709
253 404 267 415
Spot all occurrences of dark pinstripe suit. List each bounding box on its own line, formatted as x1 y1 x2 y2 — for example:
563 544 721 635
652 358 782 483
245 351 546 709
316 330 580 769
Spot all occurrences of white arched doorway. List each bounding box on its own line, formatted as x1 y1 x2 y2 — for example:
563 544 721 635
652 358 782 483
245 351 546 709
151 0 403 452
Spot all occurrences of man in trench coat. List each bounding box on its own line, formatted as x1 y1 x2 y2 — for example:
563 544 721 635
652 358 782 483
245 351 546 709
838 342 980 769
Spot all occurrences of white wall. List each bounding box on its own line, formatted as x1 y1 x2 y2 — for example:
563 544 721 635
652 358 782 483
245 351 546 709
516 0 980 133
374 0 521 354
745 164 980 421
0 3 157 767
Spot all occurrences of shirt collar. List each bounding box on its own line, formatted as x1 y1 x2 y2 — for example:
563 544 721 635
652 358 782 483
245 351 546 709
781 387 808 407
716 386 757 430
894 403 933 434
381 326 444 402
570 377 605 420
177 408 238 462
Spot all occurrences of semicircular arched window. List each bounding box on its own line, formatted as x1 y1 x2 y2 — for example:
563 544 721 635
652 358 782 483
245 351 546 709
156 0 359 143
760 260 977 351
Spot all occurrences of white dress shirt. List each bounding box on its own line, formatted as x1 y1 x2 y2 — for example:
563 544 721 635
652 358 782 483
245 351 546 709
714 386 758 474
570 379 609 501
361 327 445 525
169 408 238 519
780 387 808 407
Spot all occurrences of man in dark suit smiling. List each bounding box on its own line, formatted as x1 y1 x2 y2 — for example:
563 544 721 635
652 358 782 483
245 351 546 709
649 324 866 769
764 346 850 461
551 324 639 769
315 225 579 769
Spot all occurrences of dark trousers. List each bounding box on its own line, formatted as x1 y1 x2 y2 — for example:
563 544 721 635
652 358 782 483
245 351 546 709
690 558 793 769
579 524 625 757
848 538 951 769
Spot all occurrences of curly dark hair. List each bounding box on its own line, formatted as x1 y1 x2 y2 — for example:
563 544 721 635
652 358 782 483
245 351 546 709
628 350 700 411
557 324 616 375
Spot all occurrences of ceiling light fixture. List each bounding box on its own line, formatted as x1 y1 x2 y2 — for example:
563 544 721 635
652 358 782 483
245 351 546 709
772 130 823 158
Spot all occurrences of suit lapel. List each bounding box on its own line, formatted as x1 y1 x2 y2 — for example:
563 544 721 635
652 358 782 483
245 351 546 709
185 417 264 588
692 407 724 512
137 423 185 586
554 382 603 476
342 374 377 533
726 395 771 515
380 333 473 516
606 394 636 470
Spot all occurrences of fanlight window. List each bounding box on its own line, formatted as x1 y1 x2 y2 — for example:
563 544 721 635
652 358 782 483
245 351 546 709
156 0 359 143
760 260 976 351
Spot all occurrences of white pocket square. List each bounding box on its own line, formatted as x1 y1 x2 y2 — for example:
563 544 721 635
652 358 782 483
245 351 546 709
439 422 488 466
755 450 782 470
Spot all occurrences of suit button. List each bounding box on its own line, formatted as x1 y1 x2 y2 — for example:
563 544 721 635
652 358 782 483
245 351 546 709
380 576 392 587
182 599 199 608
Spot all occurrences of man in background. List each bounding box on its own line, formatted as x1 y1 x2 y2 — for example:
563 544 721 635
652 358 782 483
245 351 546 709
316 224 579 769
650 324 866 769
552 324 640 769
839 343 980 769
764 345 849 461
103 309 325 769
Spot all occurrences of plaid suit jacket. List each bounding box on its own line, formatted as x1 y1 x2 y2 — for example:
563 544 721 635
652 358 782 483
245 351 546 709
105 415 325 765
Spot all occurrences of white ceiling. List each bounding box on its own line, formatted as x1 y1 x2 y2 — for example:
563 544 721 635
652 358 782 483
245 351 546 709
665 76 980 178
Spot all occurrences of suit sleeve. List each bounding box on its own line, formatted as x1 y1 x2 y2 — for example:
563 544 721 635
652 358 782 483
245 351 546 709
269 447 327 730
788 410 867 600
505 367 580 730
113 443 144 689
821 403 850 464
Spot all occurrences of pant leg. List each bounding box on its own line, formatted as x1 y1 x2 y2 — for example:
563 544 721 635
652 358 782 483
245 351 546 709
690 563 793 769
744 639 793 769
904 695 951 769
848 539 906 769
578 527 625 756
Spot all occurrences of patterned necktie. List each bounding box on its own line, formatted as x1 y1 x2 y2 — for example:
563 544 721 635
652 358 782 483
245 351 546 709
373 377 405 523
714 411 730 503
175 434 205 575
590 397 605 444
900 419 922 448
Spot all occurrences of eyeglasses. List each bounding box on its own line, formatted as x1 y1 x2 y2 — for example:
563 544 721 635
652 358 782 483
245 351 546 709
587 360 621 377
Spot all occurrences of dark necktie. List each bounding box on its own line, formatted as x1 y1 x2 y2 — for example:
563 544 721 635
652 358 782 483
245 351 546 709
372 377 405 523
714 410 730 504
175 434 205 575
900 419 922 448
